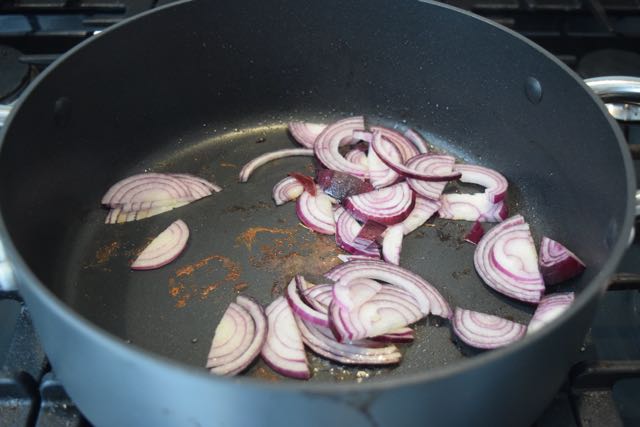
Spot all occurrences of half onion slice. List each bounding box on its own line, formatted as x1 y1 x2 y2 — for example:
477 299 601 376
334 207 381 258
344 182 415 225
325 260 451 318
454 164 508 203
131 220 189 270
262 296 310 379
438 193 508 223
527 292 575 334
288 122 326 148
403 129 429 154
207 295 267 376
238 148 314 182
452 308 526 349
474 215 544 303
539 237 586 285
296 189 336 235
382 224 404 265
272 176 304 206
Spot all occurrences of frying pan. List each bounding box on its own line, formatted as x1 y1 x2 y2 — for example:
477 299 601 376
0 0 637 425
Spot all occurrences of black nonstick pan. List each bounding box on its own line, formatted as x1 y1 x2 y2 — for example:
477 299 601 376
0 0 636 425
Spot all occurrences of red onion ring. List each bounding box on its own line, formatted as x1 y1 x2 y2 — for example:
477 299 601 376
131 220 189 270
343 182 416 225
451 308 526 349
288 122 326 148
262 296 310 379
454 164 508 203
272 176 304 206
403 129 429 154
474 215 544 303
102 173 192 206
400 196 441 235
370 132 461 182
527 292 575 334
539 237 586 285
302 284 334 313
296 189 336 235
334 207 381 258
464 220 485 245
325 260 451 318
405 155 455 200
289 172 317 196
367 134 402 188
286 277 329 327
313 117 369 178
438 193 508 223
345 148 368 167
370 126 420 161
105 200 190 224
382 224 403 265
371 327 415 343
238 148 314 183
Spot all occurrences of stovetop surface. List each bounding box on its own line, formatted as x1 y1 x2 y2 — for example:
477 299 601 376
1 1 640 426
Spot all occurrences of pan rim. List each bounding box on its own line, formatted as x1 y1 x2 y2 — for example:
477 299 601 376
0 0 635 394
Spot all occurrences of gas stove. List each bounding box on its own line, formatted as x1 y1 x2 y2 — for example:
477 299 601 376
0 1 639 425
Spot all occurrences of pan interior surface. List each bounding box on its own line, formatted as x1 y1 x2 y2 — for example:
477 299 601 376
0 0 631 384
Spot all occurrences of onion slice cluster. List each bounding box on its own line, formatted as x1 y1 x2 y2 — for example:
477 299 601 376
102 173 220 223
131 219 189 270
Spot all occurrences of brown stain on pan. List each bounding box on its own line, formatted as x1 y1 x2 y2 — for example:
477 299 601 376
236 226 296 250
169 255 242 308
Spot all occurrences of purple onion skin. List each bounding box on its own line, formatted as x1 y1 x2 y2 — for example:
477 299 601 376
464 221 484 245
316 169 374 200
539 237 586 285
354 220 387 250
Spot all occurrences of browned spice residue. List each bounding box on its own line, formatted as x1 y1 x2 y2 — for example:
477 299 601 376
234 282 249 293
169 255 242 308
236 227 296 251
84 241 120 268
253 366 281 382
220 162 237 168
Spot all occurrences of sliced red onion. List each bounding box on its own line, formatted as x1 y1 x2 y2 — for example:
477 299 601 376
382 224 403 265
296 189 336 235
405 155 455 199
102 173 192 206
105 201 190 224
169 173 222 193
353 220 386 251
451 308 526 349
238 148 314 183
400 196 441 235
337 254 377 263
403 129 429 154
207 295 267 376
527 292 575 334
332 278 382 310
131 220 189 270
325 260 451 318
316 169 373 201
288 172 316 196
370 132 461 182
262 296 310 379
334 207 381 258
288 122 326 148
286 277 329 327
295 275 316 293
367 135 402 189
454 164 508 203
345 149 368 167
438 193 508 222
474 215 544 303
329 285 423 342
371 327 415 343
343 182 415 225
272 176 304 206
296 318 402 365
464 221 485 245
302 284 334 313
370 126 420 161
313 117 369 178
539 237 586 285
